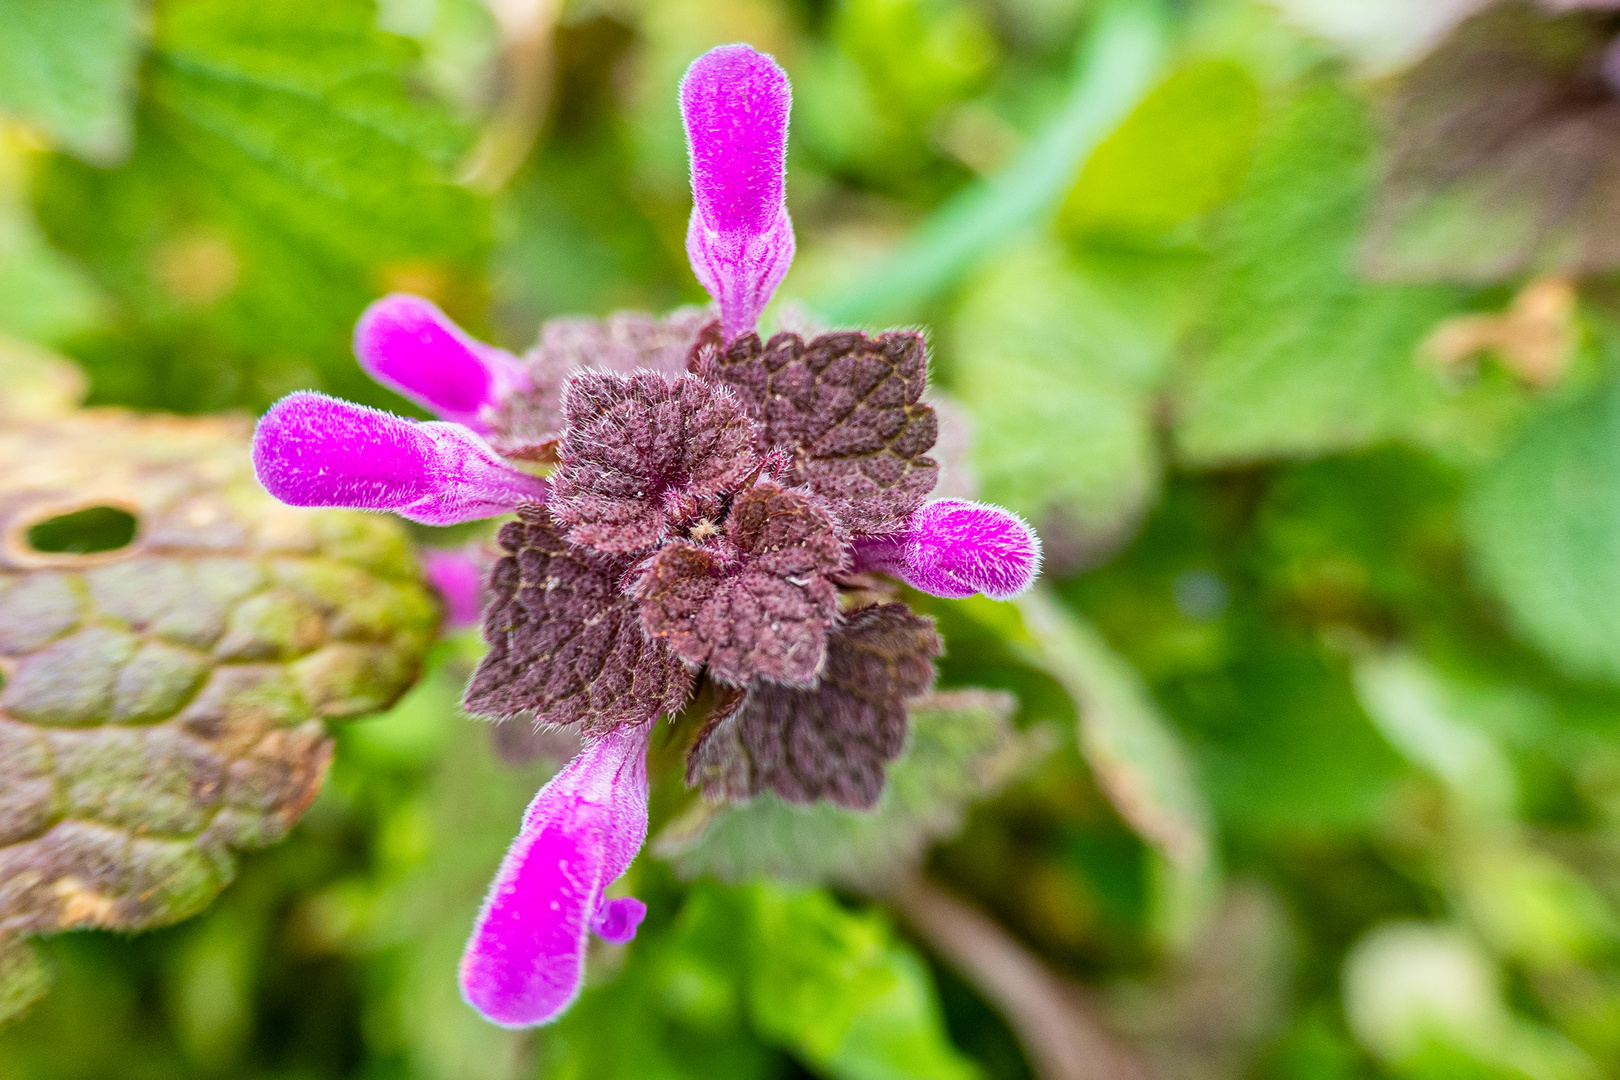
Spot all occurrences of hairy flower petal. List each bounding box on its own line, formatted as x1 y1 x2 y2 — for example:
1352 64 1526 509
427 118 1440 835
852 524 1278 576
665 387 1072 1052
355 294 530 434
852 499 1042 600
460 720 653 1028
423 547 485 630
681 44 795 341
252 392 548 525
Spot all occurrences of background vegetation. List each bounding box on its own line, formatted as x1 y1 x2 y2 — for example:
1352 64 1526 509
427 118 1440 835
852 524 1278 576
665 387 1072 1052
2 0 1619 1078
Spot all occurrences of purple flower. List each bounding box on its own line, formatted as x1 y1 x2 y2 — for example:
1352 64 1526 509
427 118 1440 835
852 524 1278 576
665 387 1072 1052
251 392 547 526
355 294 530 435
246 39 1043 1032
460 719 653 1028
851 499 1043 600
682 44 795 342
422 547 486 630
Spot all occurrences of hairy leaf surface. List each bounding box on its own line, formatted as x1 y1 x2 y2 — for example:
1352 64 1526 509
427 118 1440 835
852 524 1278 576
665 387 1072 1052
702 329 938 531
686 603 941 809
464 506 694 732
636 481 846 687
550 371 759 553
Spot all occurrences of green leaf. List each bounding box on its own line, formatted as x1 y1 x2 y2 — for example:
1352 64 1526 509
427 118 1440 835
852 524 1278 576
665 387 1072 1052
0 144 104 347
149 0 482 268
744 884 980 1080
0 936 47 1028
1173 81 1464 466
1059 60 1260 244
0 336 86 421
543 881 977 1080
0 408 438 1024
1465 377 1620 685
953 237 1193 567
1015 589 1216 942
0 0 142 163
658 690 1036 891
34 0 490 412
816 0 1167 323
1159 616 1407 835
1352 651 1518 821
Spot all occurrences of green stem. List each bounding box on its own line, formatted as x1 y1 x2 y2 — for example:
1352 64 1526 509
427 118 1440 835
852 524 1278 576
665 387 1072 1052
814 0 1168 326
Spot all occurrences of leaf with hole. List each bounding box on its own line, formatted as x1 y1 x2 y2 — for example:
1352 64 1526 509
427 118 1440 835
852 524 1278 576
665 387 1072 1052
0 406 439 1024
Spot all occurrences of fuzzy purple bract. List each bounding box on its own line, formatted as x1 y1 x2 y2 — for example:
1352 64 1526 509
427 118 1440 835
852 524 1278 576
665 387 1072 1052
355 294 531 435
851 499 1043 601
682 44 795 342
423 547 486 630
245 40 1041 1030
460 719 653 1027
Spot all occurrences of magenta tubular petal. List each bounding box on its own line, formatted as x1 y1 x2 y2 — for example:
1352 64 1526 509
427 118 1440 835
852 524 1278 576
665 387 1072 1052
423 547 485 630
852 499 1043 601
354 294 530 434
460 721 654 1028
681 43 795 341
591 897 648 945
252 392 548 526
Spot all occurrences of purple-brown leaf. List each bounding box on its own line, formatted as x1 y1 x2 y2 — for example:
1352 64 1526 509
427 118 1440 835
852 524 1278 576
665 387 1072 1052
549 372 760 554
686 603 942 809
488 308 711 455
700 330 940 532
1366 2 1620 282
635 481 846 687
464 506 693 734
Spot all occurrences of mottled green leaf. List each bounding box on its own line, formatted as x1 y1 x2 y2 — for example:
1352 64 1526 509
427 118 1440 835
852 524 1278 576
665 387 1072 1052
1060 60 1260 243
1173 82 1463 466
0 407 438 1023
658 690 1036 891
1465 377 1620 685
0 0 142 163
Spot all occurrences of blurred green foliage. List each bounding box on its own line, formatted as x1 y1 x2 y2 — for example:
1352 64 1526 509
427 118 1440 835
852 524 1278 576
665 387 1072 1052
4 0 1620 1078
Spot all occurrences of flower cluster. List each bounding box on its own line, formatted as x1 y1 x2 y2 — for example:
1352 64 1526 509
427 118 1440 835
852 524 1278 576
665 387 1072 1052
250 43 1041 1028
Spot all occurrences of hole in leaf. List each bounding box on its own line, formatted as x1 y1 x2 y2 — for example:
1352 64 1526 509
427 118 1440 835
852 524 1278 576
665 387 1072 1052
26 506 138 555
